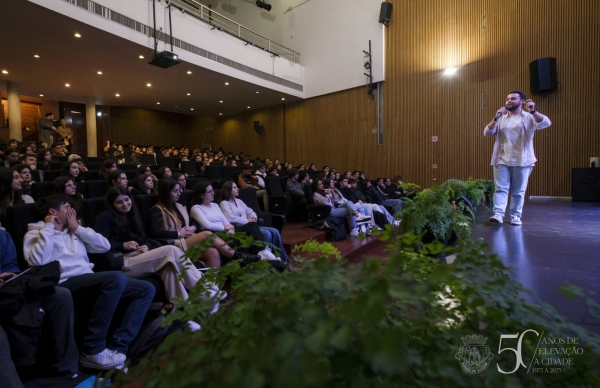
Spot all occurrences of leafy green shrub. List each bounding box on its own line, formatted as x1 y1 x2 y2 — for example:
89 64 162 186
399 184 471 242
399 182 421 196
112 231 600 388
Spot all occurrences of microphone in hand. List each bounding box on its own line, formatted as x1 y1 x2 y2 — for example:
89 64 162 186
494 105 509 120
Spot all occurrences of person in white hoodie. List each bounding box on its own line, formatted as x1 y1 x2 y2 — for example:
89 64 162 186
23 195 155 371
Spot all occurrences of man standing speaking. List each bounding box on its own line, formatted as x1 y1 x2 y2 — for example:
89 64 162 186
484 90 551 225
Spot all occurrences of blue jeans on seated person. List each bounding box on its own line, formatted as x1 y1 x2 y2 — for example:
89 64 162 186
60 271 155 355
345 201 368 217
259 226 289 261
492 164 533 218
378 205 395 223
382 199 403 216
330 207 355 228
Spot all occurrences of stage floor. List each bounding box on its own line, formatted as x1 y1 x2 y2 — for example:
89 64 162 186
471 199 600 335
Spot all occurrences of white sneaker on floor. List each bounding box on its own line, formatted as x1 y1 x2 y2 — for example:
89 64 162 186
510 216 522 225
393 219 401 227
355 214 371 221
349 228 359 237
80 348 127 370
489 214 504 224
187 321 201 332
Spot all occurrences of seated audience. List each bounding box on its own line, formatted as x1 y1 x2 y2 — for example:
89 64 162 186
36 149 52 171
61 160 83 194
189 182 278 261
171 172 188 194
114 145 125 164
94 187 216 304
286 168 305 199
98 159 117 181
309 163 317 171
12 164 33 196
108 170 132 193
0 171 34 226
371 177 403 214
267 166 279 176
24 195 155 370
156 166 172 180
148 179 253 268
3 148 20 168
133 173 157 196
20 153 37 171
238 165 269 211
341 177 394 225
312 178 367 237
220 181 288 261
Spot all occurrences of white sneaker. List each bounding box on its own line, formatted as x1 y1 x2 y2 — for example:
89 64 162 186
393 219 401 227
355 214 371 222
489 214 504 224
349 228 359 237
258 249 278 261
187 321 201 332
510 216 522 225
80 348 127 370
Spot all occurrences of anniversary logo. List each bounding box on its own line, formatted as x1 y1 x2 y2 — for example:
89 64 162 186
456 330 586 374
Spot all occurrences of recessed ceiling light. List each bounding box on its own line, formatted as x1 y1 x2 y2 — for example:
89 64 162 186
187 93 191 96
256 91 259 94
34 54 40 58
39 94 44 97
190 108 194 111
147 83 152 87
97 71 102 75
281 98 285 100
225 82 229 85
1 70 7 74
97 112 102 117
115 93 120 97
247 106 251 109
219 100 223 103
139 55 144 59
156 102 160 104
187 71 192 74
74 33 81 38
65 83 71 87
219 113 222 115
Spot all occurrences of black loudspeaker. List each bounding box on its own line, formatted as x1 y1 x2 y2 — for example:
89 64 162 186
254 120 260 133
572 168 600 202
379 2 392 26
529 57 557 94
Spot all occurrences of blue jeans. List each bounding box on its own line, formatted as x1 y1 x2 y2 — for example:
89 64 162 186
60 271 155 355
378 205 394 223
260 226 289 261
330 207 356 228
381 199 403 216
493 164 533 218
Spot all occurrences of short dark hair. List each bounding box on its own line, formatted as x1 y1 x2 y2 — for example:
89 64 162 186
255 162 265 170
108 170 125 186
287 168 298 178
348 178 357 184
45 112 53 117
509 90 526 100
35 194 72 220
4 147 18 155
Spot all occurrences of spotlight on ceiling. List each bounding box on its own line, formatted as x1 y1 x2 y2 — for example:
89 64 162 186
256 1 272 11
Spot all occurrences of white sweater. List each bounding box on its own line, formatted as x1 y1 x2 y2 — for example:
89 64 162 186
24 221 111 282
219 199 256 225
190 203 230 231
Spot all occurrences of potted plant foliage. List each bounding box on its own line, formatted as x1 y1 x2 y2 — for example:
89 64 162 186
110 232 600 387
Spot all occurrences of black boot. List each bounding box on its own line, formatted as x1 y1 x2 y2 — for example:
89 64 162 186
232 251 261 265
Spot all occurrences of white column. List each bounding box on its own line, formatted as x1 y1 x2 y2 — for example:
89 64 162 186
7 82 22 141
85 96 97 157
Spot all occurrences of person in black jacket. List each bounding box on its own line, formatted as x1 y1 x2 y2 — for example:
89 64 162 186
0 230 79 386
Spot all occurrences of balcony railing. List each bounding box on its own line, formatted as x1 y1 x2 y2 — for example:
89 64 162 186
170 0 301 64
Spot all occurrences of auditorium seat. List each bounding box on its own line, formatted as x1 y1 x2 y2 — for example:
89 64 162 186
31 181 55 201
140 154 156 165
264 176 293 216
238 187 286 232
4 203 37 270
83 180 109 199
43 170 61 181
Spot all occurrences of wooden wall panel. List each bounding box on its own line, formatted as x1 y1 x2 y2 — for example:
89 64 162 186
109 106 217 149
196 0 600 196
208 104 285 160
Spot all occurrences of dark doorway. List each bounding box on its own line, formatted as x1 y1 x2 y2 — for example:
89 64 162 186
60 102 87 156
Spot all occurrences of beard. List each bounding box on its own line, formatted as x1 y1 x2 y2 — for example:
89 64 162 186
506 102 520 111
